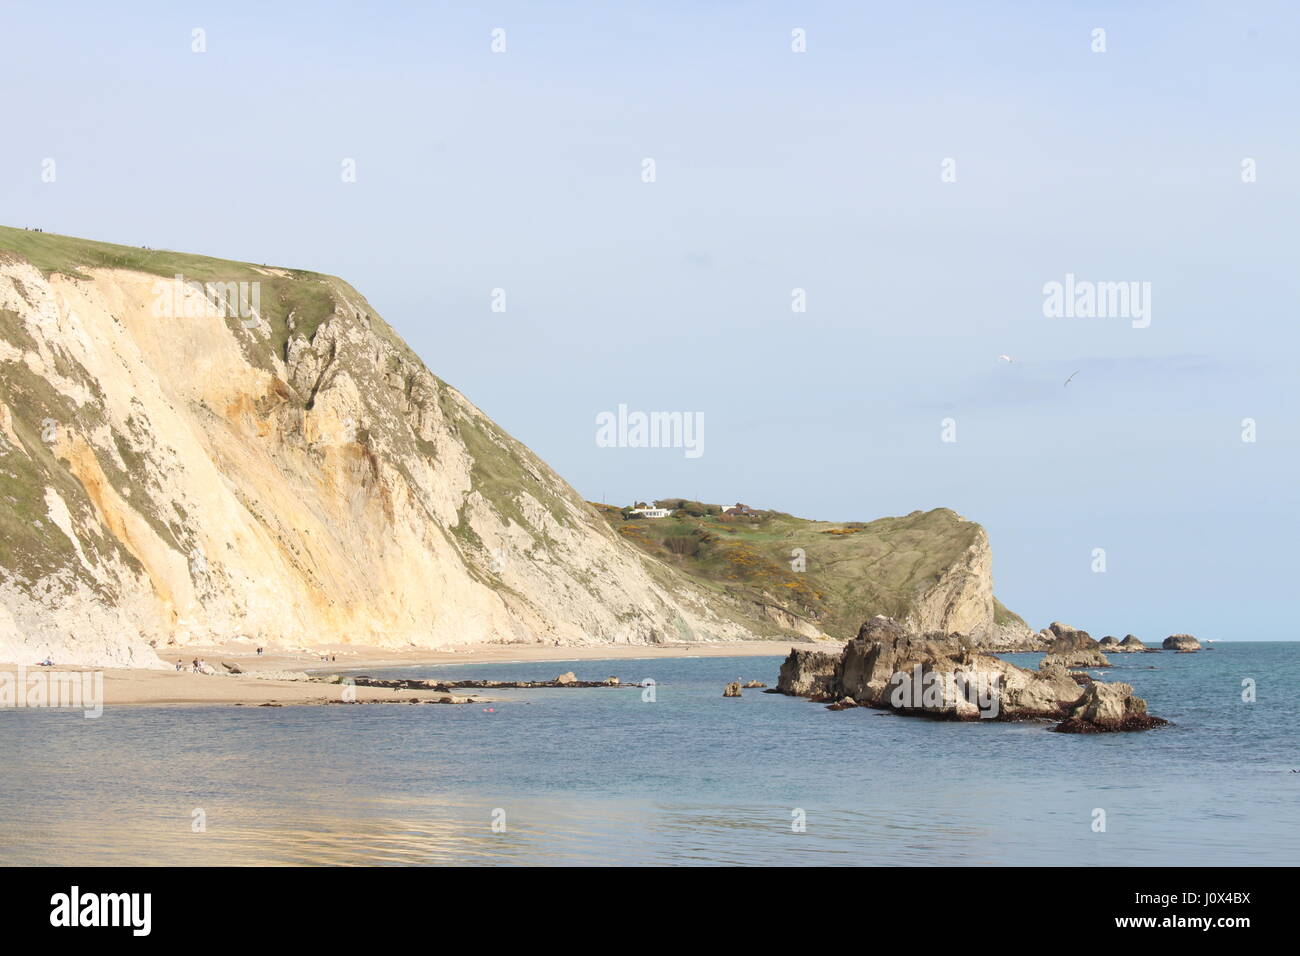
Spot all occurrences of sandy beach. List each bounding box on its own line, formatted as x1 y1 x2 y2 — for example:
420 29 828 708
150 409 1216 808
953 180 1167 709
1 638 836 708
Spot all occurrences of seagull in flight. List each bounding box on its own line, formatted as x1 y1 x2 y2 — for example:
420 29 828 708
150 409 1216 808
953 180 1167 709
1064 370 1080 386
998 354 1013 363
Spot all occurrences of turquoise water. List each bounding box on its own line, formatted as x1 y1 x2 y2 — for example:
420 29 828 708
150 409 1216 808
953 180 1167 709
1 643 1296 865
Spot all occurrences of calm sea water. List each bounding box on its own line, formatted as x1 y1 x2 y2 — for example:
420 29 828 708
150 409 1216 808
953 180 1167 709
1 643 1296 866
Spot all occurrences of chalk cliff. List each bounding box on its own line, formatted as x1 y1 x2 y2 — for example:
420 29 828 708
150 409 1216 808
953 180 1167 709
0 229 762 665
0 227 1038 666
905 524 1038 649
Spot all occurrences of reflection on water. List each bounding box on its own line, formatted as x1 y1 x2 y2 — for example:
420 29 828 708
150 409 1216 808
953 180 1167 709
0 797 1065 866
2 646 1298 865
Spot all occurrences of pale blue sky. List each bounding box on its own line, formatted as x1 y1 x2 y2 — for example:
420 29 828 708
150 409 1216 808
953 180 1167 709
3 1 1297 639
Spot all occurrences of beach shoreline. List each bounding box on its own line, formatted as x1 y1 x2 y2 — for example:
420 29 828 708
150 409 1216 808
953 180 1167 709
1 639 836 708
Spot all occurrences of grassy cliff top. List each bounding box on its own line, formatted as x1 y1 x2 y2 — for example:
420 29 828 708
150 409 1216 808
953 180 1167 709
593 501 1022 639
0 224 435 376
0 224 311 282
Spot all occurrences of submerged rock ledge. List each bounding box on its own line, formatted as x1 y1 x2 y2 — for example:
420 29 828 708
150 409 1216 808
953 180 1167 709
347 673 633 691
775 616 1168 733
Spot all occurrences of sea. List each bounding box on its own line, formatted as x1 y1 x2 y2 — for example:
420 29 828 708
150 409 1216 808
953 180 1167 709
1 643 1296 865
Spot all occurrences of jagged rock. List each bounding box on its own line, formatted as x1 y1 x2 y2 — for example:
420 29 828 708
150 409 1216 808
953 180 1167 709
554 671 578 685
1163 634 1201 652
602 676 620 685
1053 682 1169 733
776 647 841 697
1039 623 1110 669
1098 636 1119 648
1117 634 1147 653
722 681 742 698
967 622 1050 652
826 696 858 711
743 680 766 688
859 614 910 643
839 624 1079 720
776 615 1163 731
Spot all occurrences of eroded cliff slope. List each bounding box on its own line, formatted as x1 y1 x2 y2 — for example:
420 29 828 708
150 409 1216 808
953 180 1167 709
0 228 763 665
0 227 1034 666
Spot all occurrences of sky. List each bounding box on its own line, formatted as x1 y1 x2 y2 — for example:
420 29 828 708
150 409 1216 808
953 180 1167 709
2 1 1297 640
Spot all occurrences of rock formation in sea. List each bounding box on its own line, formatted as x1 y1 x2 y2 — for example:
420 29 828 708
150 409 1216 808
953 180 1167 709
1118 634 1149 653
1052 681 1167 733
1162 634 1201 652
775 615 1166 732
1038 622 1110 669
776 647 841 698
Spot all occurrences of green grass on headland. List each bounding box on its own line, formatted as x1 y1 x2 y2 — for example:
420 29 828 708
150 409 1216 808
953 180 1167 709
0 224 340 367
0 224 305 284
592 500 1023 640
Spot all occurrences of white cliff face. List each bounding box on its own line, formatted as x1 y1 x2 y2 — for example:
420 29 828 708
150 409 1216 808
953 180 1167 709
0 259 757 665
907 528 994 635
906 526 1036 648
